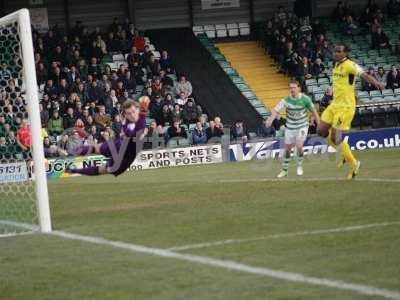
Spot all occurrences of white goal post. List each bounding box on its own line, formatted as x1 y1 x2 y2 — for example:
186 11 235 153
0 9 51 233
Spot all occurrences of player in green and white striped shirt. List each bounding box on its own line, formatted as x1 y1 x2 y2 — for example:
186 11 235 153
266 80 320 178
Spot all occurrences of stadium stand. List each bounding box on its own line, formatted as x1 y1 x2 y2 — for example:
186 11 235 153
2 1 400 162
250 4 400 129
147 28 264 128
216 41 288 112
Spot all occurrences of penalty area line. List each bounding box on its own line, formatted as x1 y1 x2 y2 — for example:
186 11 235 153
49 229 400 300
167 221 400 251
3 220 400 300
219 177 400 183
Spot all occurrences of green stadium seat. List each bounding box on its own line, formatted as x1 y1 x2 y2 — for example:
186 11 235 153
177 138 190 147
256 106 270 117
379 48 391 56
305 78 317 86
223 67 238 76
249 132 258 139
230 76 245 84
236 83 251 92
370 90 382 97
319 84 330 92
317 78 329 85
218 61 231 68
383 64 392 72
314 92 324 102
383 95 397 101
242 91 256 99
375 56 387 64
358 95 371 103
387 56 398 64
382 89 394 96
251 101 265 108
188 123 197 131
213 54 226 61
357 91 369 98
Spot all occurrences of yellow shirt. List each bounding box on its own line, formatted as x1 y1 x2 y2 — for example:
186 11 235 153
41 128 49 142
332 58 364 108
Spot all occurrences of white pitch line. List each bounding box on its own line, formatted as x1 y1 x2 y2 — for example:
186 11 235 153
219 177 400 183
3 220 400 299
167 221 400 251
0 220 39 231
49 230 400 300
0 231 36 238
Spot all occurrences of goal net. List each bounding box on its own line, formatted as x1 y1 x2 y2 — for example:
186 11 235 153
0 9 51 235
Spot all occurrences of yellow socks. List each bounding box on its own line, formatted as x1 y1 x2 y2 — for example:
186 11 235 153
327 131 357 166
341 140 357 166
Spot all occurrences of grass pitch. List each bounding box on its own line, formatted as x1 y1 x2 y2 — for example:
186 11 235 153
1 149 399 300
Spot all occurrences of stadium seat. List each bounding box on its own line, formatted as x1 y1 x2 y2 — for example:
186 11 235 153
204 25 216 38
314 92 324 102
230 76 245 84
387 56 398 64
375 56 387 64
213 53 226 61
107 62 118 71
370 90 382 97
256 106 270 117
368 49 379 57
249 132 257 139
382 89 394 97
216 24 227 38
227 23 239 37
358 95 371 103
383 64 392 72
189 123 197 131
306 78 317 86
153 51 161 59
193 25 204 36
236 83 251 92
379 48 391 56
238 23 250 36
319 84 330 92
242 91 257 99
383 95 396 102
394 88 400 96
357 91 368 99
371 96 384 102
112 54 125 62
223 67 238 76
218 61 231 68
317 77 329 85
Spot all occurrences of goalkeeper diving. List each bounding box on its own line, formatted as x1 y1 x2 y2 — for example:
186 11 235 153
66 96 150 176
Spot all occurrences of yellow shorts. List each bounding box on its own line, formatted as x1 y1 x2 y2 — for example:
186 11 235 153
321 105 355 131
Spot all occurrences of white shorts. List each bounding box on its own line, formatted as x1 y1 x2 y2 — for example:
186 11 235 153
284 126 309 145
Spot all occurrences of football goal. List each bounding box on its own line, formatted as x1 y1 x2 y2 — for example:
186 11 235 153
0 9 51 235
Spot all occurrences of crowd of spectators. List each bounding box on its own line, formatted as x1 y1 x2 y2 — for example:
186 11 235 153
264 9 331 87
264 1 400 93
0 17 234 160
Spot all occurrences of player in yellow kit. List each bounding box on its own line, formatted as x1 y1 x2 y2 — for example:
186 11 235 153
317 45 385 179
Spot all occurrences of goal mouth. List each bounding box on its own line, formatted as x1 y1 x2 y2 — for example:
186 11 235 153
0 9 51 235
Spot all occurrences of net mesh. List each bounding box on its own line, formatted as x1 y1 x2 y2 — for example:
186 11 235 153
0 15 37 235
